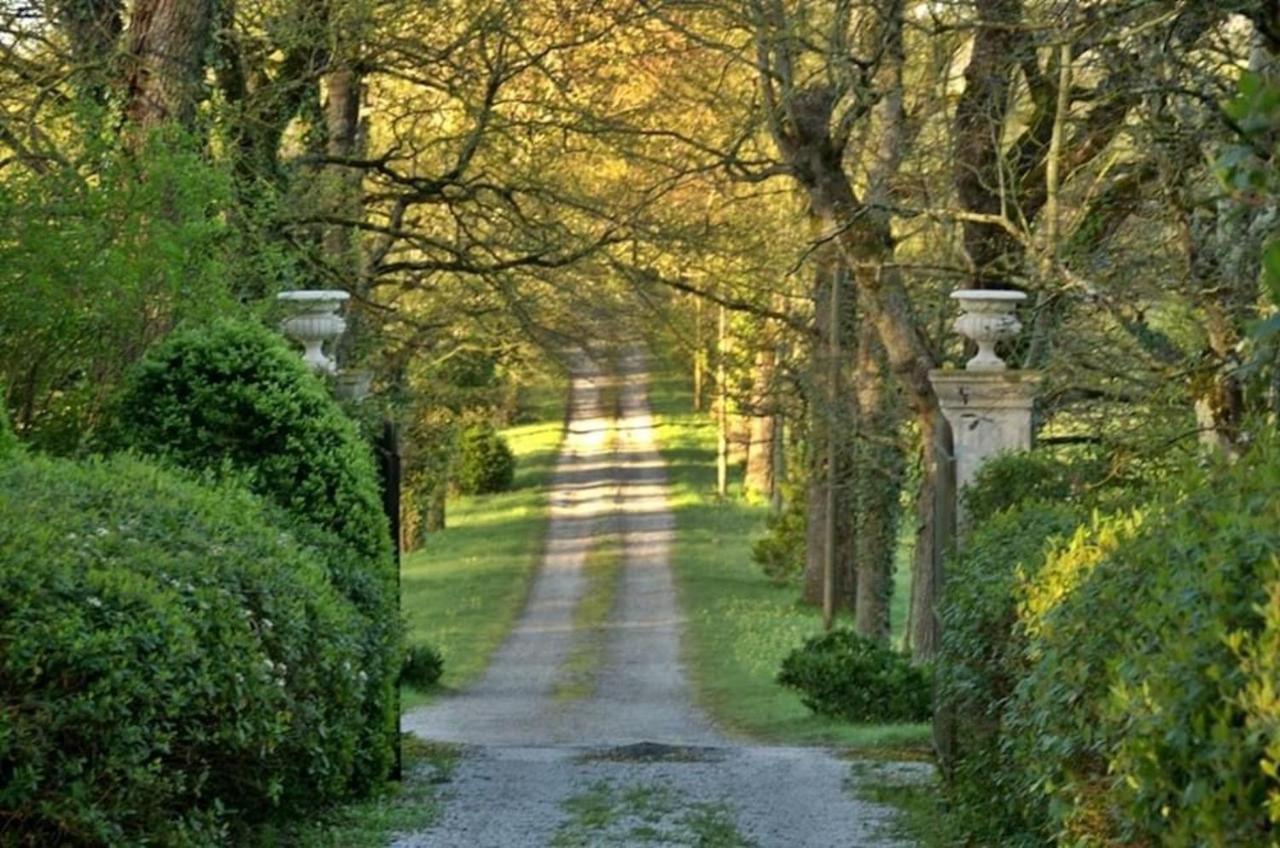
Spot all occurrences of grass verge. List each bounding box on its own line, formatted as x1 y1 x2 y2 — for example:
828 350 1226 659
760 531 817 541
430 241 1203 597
552 531 624 702
846 760 953 847
648 365 931 749
400 376 568 710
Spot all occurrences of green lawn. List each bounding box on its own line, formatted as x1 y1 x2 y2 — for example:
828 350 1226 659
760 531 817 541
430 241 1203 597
400 378 568 709
649 366 931 749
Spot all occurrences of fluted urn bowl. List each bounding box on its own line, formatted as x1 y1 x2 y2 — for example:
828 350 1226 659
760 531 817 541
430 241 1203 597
951 289 1026 371
277 290 350 375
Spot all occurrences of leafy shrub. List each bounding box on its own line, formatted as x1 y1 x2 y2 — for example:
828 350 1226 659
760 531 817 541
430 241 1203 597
750 499 806 584
962 447 1108 526
115 319 391 565
453 424 515 495
0 131 236 454
936 500 1091 845
1009 439 1280 845
114 318 398 790
777 629 931 723
401 644 445 689
0 455 370 845
944 434 1280 846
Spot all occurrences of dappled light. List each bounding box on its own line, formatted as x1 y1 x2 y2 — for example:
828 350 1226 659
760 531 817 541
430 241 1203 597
2 0 1278 844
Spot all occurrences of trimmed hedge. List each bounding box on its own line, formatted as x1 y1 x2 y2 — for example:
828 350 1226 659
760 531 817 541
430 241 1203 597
943 437 1280 845
115 319 391 565
114 319 398 791
0 455 369 845
937 501 1088 845
778 629 931 723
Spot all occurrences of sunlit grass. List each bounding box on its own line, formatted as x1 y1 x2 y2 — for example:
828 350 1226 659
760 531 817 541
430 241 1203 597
552 532 624 703
649 365 931 749
400 378 568 710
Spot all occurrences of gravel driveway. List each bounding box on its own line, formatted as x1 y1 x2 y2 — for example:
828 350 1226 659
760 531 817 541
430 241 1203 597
394 352 925 847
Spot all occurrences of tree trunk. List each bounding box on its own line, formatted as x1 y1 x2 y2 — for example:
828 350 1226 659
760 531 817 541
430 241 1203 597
801 257 857 612
853 307 905 643
745 347 777 500
123 0 215 130
693 296 704 412
716 303 729 497
56 0 123 103
951 0 1029 290
324 64 369 361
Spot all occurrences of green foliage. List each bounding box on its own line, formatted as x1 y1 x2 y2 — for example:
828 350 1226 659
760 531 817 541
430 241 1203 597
116 319 391 565
936 501 1091 845
0 455 372 845
944 434 1280 846
0 131 240 453
401 644 445 689
0 396 17 461
962 448 1107 526
1011 439 1280 845
749 498 806 585
453 424 516 495
777 629 930 723
114 318 398 791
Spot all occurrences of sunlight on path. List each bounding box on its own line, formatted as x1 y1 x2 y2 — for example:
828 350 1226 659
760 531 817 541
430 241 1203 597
394 348 923 848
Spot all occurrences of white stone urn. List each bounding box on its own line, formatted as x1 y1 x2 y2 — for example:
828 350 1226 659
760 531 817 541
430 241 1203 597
951 289 1027 371
277 290 350 375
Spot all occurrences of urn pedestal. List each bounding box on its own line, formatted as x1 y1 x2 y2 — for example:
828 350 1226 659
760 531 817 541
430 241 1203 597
929 290 1039 528
277 290 350 376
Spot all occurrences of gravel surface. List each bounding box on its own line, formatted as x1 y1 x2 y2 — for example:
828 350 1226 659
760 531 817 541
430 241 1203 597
394 352 927 847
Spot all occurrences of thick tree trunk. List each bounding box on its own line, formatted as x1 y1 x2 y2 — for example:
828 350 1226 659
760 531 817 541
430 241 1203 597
825 187 950 659
951 0 1029 290
324 64 369 361
853 310 905 643
123 0 215 130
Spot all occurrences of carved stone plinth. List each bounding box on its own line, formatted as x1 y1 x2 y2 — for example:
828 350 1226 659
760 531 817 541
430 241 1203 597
929 370 1040 523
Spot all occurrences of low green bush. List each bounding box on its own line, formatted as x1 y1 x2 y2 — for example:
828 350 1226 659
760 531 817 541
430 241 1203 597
453 424 515 495
401 644 445 689
777 629 930 723
114 318 398 791
750 497 806 585
0 455 369 845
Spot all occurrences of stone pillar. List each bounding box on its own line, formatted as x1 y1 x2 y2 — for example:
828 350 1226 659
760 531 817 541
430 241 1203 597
928 290 1039 529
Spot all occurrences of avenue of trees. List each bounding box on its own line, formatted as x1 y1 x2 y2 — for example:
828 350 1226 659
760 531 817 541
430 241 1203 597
3 0 1280 843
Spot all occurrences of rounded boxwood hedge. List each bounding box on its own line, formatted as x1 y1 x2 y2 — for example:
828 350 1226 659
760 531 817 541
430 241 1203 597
113 318 398 791
0 455 369 845
777 628 930 723
114 318 391 566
